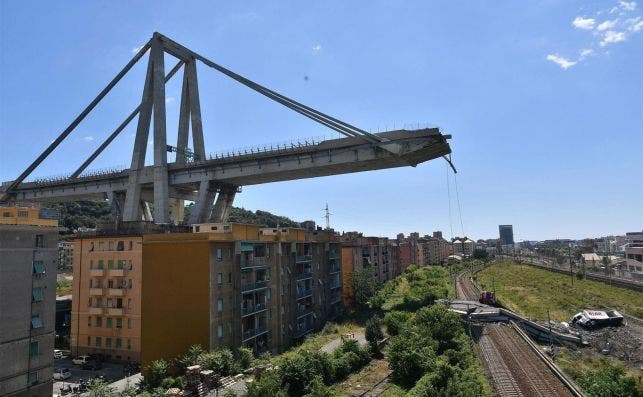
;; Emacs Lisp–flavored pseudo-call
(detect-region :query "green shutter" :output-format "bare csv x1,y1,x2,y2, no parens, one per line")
117,260,125,269
241,242,254,252
33,261,45,275
29,341,39,357
32,287,43,302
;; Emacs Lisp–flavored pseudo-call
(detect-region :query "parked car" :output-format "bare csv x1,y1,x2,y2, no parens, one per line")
53,368,71,380
82,361,102,371
72,355,90,365
54,350,63,359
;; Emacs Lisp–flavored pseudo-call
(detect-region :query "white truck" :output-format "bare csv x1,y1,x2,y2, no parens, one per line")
571,309,624,329
72,355,90,365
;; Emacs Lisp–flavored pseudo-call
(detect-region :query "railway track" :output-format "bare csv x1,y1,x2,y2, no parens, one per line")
456,272,576,397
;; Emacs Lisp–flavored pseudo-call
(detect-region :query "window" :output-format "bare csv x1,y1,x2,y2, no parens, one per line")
31,315,43,329
117,260,125,269
35,235,44,248
89,242,94,252
127,318,132,329
32,261,45,276
96,317,102,327
116,318,122,328
106,338,112,348
108,260,114,269
87,336,91,346
2,211,10,217
90,260,94,269
108,280,114,288
99,242,105,251
88,297,92,307
216,248,223,261
117,241,124,251
88,316,92,327
18,210,28,218
127,339,131,350
27,371,38,385
127,298,131,309
115,338,122,348
98,260,104,269
29,341,39,357
217,273,223,285
107,298,113,308
128,260,133,270
108,241,114,251
217,299,223,312
106,318,112,328
32,287,43,302
117,298,123,308
217,325,223,338
228,273,232,283
128,279,132,288
95,337,102,347
128,241,133,250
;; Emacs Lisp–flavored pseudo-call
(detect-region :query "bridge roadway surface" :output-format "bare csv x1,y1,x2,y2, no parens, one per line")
456,273,573,397
1,128,450,203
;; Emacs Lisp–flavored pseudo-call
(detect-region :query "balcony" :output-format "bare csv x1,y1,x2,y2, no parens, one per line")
296,288,312,300
90,269,104,277
108,269,125,277
329,280,341,289
241,257,267,270
107,308,124,316
296,270,312,281
328,252,339,260
329,265,340,274
242,326,268,342
88,307,103,315
296,307,314,319
89,288,103,296
294,323,315,338
296,255,312,263
241,280,268,293
108,288,124,296
241,303,267,317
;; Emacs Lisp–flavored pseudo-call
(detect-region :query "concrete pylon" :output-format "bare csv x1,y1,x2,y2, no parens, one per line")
210,184,238,223
123,33,171,223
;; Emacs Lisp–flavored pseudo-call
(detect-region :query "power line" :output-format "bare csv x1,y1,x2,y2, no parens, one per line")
446,162,454,240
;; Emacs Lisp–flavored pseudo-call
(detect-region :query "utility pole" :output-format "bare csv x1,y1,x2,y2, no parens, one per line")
568,243,574,286
323,203,332,230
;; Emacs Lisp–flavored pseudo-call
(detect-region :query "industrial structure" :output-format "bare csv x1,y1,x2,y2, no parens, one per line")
0,207,59,396
0,32,452,226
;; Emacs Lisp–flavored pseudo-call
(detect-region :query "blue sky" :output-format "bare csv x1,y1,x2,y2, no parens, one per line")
1,1,641,241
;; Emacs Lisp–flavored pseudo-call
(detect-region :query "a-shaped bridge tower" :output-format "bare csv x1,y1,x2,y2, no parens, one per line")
0,33,453,224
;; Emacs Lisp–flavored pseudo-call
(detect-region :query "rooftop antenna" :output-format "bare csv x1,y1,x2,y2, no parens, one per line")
323,203,332,229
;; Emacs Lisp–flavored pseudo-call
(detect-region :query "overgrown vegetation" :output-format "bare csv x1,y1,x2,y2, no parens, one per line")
247,339,372,397
478,261,643,321
367,264,489,396
56,278,72,296
349,267,381,308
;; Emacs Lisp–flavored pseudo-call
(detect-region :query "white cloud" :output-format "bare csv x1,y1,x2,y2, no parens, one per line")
165,97,175,104
597,19,618,31
600,30,627,45
579,48,594,59
620,1,637,11
311,44,322,54
627,16,643,31
546,54,577,69
573,16,596,29
83,136,95,142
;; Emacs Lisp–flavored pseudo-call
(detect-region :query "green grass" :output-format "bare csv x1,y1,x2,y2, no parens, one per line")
477,261,643,321
56,279,72,296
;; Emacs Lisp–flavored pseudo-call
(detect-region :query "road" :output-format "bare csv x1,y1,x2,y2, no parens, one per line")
456,272,574,397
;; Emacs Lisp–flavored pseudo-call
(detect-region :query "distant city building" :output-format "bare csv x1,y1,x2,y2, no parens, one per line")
452,237,475,257
625,231,643,278
499,225,514,245
0,206,59,396
58,241,74,271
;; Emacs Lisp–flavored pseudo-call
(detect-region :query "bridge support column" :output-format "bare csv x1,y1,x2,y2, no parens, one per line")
188,180,216,224
210,184,237,223
106,191,125,223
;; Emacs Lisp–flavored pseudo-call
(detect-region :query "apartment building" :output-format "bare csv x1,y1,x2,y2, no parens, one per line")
0,206,59,397
625,231,643,278
139,223,342,369
70,235,142,362
58,241,74,270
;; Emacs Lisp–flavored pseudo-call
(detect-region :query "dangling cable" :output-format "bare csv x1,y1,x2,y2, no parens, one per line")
453,171,465,237
446,162,454,240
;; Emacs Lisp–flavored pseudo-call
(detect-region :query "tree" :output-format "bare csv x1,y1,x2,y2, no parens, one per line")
145,359,170,389
365,316,384,352
383,311,411,336
303,376,338,397
246,370,287,397
473,249,489,261
350,268,380,307
87,379,114,397
577,363,641,397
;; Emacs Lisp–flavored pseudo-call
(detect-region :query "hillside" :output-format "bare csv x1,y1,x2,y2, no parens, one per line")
46,200,310,230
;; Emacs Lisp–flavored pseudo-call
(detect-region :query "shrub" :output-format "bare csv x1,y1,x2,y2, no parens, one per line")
236,347,254,369
365,316,384,352
383,311,411,336
145,359,170,389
